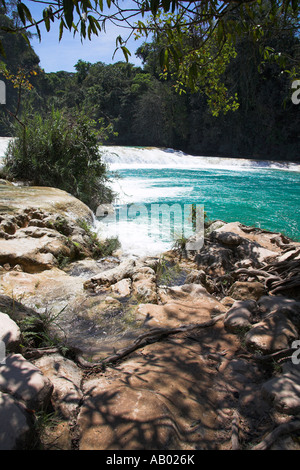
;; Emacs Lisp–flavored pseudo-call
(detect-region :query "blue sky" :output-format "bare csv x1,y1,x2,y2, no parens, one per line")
26,1,146,72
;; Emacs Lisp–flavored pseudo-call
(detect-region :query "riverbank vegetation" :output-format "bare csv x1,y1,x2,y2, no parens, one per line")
3,108,114,210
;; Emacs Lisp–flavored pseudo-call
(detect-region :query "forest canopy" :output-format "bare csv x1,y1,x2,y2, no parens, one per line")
0,0,299,160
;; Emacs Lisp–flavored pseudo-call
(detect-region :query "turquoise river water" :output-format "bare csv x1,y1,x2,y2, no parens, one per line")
97,146,300,256
0,140,299,257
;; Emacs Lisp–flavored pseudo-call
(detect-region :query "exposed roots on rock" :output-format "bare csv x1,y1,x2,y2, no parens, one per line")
252,419,300,450
231,410,240,450
76,313,226,370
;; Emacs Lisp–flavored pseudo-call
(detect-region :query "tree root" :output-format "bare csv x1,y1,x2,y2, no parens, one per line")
76,313,226,370
252,419,300,450
23,346,61,360
231,410,240,450
234,256,300,298
238,346,297,364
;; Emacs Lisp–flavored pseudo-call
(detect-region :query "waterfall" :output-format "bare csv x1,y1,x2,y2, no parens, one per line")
100,145,300,172
1,139,299,172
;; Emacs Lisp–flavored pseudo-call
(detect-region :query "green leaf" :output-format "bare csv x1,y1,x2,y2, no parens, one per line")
59,18,66,41
80,19,86,39
43,13,51,32
121,46,131,62
159,47,168,68
34,21,41,42
17,3,26,25
63,0,74,29
21,33,31,46
21,3,33,23
88,16,98,35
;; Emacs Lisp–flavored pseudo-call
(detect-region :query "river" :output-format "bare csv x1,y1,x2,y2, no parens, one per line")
1,139,299,256
97,146,300,256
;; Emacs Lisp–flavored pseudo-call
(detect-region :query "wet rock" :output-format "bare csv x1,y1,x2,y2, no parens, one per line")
63,258,106,278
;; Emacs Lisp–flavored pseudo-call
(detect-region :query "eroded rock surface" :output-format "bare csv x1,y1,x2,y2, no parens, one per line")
1,187,300,450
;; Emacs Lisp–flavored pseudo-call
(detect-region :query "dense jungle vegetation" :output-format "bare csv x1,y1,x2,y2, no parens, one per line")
1,1,300,162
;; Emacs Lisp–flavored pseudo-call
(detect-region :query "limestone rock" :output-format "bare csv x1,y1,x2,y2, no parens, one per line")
258,295,300,327
77,333,234,450
0,232,58,272
0,184,93,223
78,381,178,450
224,300,257,332
0,294,39,323
210,230,243,246
103,296,122,308
236,239,278,266
84,258,136,289
0,311,21,352
137,284,226,328
228,281,266,301
0,354,53,410
205,220,226,235
215,221,279,265
245,311,298,353
220,296,236,308
195,243,235,275
0,391,34,450
0,215,100,273
184,269,215,294
132,266,158,303
262,363,300,414
33,353,83,419
39,421,73,450
111,278,132,297
132,278,157,303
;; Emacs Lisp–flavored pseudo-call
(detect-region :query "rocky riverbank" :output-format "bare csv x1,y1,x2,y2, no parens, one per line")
0,181,300,450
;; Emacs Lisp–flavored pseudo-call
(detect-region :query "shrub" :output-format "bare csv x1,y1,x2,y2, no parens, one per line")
4,108,114,211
